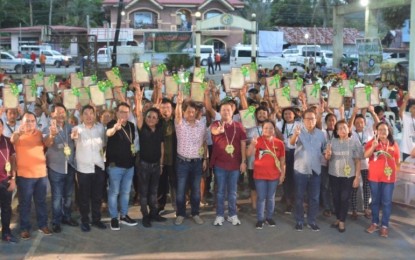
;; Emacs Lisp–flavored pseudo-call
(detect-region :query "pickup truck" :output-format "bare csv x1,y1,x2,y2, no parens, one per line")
37,50,73,68
0,51,35,73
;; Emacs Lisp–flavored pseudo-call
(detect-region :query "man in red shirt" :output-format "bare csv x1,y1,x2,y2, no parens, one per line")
210,102,247,226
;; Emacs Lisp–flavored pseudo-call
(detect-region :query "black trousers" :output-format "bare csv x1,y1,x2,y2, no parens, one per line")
157,164,177,210
208,64,214,74
329,175,354,222
215,61,221,71
282,149,295,205
0,179,12,235
76,166,105,224
139,161,161,217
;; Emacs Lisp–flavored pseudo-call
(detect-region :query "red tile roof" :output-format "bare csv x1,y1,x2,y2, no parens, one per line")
274,27,362,45
103,0,243,6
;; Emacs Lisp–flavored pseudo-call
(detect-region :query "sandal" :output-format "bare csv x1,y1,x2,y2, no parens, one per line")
364,209,371,219
338,222,346,233
350,211,358,220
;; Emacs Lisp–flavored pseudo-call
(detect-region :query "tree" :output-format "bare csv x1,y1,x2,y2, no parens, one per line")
0,0,29,27
380,6,410,29
238,0,273,30
270,0,314,27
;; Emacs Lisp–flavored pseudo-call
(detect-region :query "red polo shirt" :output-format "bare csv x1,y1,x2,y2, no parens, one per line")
0,136,15,182
365,139,400,183
254,137,285,180
210,121,247,171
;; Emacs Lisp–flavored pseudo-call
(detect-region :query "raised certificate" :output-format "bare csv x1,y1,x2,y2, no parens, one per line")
164,76,178,96
305,84,321,105
409,81,415,99
354,87,370,109
230,68,244,89
223,74,231,93
78,87,90,106
275,88,292,108
327,87,344,109
133,63,150,83
190,82,205,103
239,109,257,129
242,64,257,83
35,74,44,86
83,76,94,87
24,85,37,103
370,86,380,105
3,86,18,108
106,70,123,87
193,67,205,83
70,73,82,88
63,89,79,110
151,66,165,82
43,76,55,92
289,79,302,98
265,76,279,97
342,80,355,97
89,85,106,106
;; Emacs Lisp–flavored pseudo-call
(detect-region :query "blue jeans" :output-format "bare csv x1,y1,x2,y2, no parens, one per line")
255,179,279,221
369,181,394,227
48,165,76,225
176,157,202,217
214,167,240,217
17,176,48,231
294,170,321,224
107,166,134,219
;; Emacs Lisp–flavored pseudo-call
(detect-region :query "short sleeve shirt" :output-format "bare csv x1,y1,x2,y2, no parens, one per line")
253,137,285,180
175,119,206,159
0,136,15,182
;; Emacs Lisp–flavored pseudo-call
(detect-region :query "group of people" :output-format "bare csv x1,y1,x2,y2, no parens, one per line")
0,64,410,245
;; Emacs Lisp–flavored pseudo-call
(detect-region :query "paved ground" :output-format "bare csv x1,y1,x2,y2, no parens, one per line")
1,193,415,260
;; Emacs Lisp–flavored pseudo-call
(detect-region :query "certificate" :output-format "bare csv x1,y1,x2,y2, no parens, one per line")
409,81,415,99
342,80,355,97
63,89,79,110
70,73,82,88
151,66,165,82
83,76,94,87
223,74,231,93
354,87,370,109
133,63,150,83
106,70,123,87
275,88,292,108
25,85,37,103
265,77,279,97
89,85,106,106
288,79,301,98
239,109,257,129
305,84,320,105
23,78,32,86
35,74,44,86
370,86,380,105
230,68,244,89
78,88,90,106
242,64,257,83
191,82,205,103
193,67,205,83
3,87,19,108
165,76,178,96
104,87,114,100
43,77,55,92
327,87,344,109
113,87,126,101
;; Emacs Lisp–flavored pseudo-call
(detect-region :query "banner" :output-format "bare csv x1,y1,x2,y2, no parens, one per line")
356,38,383,75
144,32,193,53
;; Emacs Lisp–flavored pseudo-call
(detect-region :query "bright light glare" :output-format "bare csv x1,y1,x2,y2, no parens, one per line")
360,0,369,7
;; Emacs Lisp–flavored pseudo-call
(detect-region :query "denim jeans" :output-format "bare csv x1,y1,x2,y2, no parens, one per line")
329,175,354,222
294,170,321,224
107,166,134,219
255,179,279,221
48,165,76,225
17,176,48,231
370,181,394,227
176,157,202,217
77,166,105,224
214,167,240,217
0,179,12,235
138,161,161,217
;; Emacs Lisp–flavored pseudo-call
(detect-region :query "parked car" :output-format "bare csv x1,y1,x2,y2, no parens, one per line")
38,50,73,68
0,51,35,74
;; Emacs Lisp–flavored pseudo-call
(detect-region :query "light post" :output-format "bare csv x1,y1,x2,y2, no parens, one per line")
304,33,309,69
195,11,201,67
251,13,257,63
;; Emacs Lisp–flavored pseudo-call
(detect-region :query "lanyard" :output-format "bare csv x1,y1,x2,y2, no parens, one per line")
121,123,133,144
6,123,15,134
0,136,10,164
285,123,294,139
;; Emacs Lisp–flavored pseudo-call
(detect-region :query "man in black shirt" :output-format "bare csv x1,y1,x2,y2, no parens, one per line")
135,87,166,228
106,103,137,230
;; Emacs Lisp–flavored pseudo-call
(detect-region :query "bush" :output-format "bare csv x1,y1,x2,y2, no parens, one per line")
164,54,193,71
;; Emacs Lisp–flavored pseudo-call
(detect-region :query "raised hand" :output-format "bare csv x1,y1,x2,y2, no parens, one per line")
251,135,259,147
49,119,58,136
114,118,123,131
294,124,301,136
325,143,332,157
177,91,184,105
372,134,379,148
71,127,79,140
18,122,27,135
217,121,225,134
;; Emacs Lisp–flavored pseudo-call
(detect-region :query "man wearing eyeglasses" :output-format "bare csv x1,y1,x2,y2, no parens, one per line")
289,109,326,232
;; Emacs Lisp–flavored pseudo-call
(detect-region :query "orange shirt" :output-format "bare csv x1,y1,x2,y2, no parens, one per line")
39,54,46,64
253,137,285,180
365,139,400,183
15,130,47,178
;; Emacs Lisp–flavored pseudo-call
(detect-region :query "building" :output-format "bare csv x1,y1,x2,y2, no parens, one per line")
101,0,245,54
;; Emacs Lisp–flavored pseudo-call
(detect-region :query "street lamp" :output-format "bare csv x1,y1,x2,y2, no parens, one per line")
360,0,369,7
195,11,202,67
121,10,125,16
304,33,309,70
251,13,257,63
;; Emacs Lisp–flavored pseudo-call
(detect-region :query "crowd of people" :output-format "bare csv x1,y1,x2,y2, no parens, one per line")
0,63,411,244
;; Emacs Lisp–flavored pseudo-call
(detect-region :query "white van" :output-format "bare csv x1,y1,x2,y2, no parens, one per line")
19,44,52,56
182,45,214,66
230,44,290,71
19,45,72,67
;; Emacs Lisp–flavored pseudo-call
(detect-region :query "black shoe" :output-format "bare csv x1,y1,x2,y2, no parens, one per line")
120,215,138,226
151,214,167,222
81,223,91,232
295,223,303,231
52,224,62,233
266,218,276,227
307,223,320,232
256,221,264,230
62,218,79,227
91,221,107,230
142,216,151,228
284,205,292,215
110,218,120,231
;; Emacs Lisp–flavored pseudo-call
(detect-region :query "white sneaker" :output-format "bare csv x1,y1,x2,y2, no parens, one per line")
175,216,185,225
213,216,225,226
227,215,241,226
192,215,204,225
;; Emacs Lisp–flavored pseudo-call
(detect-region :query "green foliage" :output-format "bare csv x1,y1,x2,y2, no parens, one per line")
239,0,273,30
0,0,28,27
164,54,193,71
270,0,314,27
380,6,410,29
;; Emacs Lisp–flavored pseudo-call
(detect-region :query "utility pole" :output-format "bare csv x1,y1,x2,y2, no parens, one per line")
112,0,124,68
49,0,53,27
29,0,33,26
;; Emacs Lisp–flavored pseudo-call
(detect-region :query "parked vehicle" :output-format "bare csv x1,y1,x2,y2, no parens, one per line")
39,50,73,68
182,45,215,66
0,51,35,74
96,46,145,67
230,44,290,71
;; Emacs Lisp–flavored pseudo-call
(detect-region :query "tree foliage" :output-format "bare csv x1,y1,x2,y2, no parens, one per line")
238,0,273,30
270,0,314,27
164,54,193,71
380,6,410,29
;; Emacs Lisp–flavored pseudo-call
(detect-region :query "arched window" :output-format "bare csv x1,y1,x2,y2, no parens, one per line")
176,9,192,31
133,10,157,29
